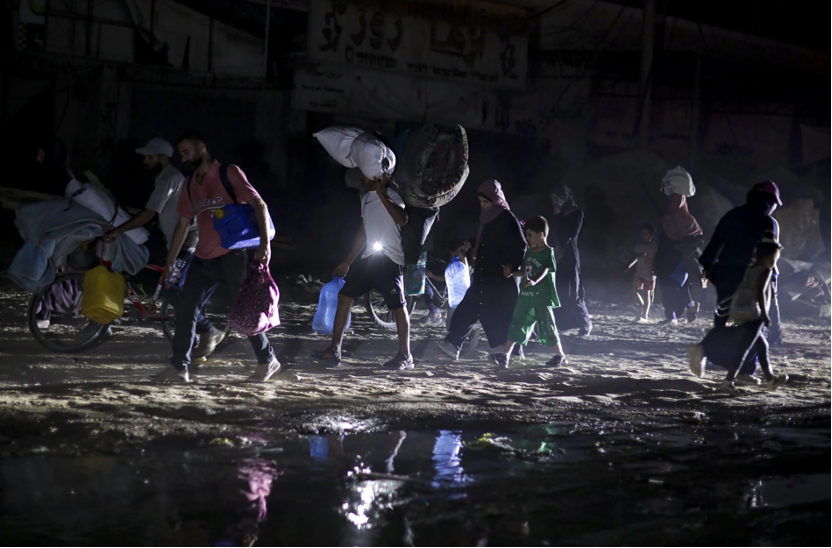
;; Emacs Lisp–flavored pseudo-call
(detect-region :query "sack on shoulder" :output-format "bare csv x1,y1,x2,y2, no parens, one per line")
229,261,280,335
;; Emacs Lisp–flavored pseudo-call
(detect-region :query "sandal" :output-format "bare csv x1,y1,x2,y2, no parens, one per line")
312,346,342,364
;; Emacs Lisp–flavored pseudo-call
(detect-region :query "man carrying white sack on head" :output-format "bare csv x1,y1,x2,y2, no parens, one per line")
312,130,414,370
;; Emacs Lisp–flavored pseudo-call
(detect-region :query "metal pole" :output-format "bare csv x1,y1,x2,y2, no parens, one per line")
85,0,93,56
688,55,702,170
208,17,214,72
634,0,655,149
150,0,156,38
263,0,272,89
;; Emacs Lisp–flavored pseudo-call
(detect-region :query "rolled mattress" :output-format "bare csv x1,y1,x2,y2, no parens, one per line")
394,124,469,209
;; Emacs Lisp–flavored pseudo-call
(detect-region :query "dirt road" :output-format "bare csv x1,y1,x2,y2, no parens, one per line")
0,281,828,458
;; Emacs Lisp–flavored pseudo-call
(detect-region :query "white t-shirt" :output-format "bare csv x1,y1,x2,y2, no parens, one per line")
361,187,405,265
145,164,198,251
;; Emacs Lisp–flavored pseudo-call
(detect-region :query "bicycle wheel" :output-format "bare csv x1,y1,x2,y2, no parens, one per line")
366,290,417,330
27,271,108,353
159,299,231,342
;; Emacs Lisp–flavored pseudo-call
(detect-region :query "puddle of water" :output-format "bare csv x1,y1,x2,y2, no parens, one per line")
0,425,828,546
752,473,832,509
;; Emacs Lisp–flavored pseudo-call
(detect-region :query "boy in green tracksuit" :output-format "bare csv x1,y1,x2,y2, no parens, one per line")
495,215,568,368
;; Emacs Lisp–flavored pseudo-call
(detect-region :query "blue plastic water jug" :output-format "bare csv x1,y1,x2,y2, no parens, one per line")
445,257,470,308
312,276,350,334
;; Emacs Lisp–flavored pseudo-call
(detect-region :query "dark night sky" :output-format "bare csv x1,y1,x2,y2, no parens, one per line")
578,0,829,53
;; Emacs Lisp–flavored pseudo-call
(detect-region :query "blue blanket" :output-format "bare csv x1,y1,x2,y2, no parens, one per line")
8,199,149,292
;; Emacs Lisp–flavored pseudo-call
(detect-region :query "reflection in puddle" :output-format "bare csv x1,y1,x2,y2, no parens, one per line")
0,425,828,545
750,474,831,509
432,430,469,488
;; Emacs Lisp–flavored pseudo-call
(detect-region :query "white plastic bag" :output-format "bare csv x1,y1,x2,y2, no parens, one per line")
314,127,395,181
313,127,364,168
349,132,396,181
65,180,149,244
661,166,695,197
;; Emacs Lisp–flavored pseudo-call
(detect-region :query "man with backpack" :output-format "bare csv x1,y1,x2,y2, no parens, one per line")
152,130,279,383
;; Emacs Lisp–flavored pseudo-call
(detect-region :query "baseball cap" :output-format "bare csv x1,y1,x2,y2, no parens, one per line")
135,137,174,157
752,180,783,206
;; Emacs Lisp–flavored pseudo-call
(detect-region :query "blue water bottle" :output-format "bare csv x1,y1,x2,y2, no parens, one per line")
313,276,350,334
445,257,470,308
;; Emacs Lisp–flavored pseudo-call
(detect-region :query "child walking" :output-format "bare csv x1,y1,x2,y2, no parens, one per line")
495,216,567,368
626,223,658,322
687,231,788,394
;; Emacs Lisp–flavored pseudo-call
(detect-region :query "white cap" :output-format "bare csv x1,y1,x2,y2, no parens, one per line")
135,137,174,157
349,132,396,181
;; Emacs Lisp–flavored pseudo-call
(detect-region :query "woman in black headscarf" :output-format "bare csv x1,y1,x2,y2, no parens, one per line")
550,184,592,337
437,180,526,362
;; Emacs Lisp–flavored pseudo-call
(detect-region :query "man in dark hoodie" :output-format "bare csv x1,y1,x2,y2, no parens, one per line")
699,181,783,380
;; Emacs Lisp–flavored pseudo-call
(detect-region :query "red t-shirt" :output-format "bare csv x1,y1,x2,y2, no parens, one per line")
177,161,262,259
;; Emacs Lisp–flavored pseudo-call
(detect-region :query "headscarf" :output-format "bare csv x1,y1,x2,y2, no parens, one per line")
662,193,703,241
475,179,510,251
550,183,576,209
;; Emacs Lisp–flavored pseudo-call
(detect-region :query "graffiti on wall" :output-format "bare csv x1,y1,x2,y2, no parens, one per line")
308,0,528,88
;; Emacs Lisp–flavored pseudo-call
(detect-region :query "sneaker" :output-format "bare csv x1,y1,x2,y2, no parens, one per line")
152,366,190,383
686,302,700,323
687,344,706,378
247,356,282,382
489,352,509,369
437,341,460,361
420,307,443,326
670,318,679,327
546,354,568,367
719,379,741,395
384,353,414,370
36,318,50,330
192,325,224,360
578,324,592,338
762,374,789,391
735,374,761,386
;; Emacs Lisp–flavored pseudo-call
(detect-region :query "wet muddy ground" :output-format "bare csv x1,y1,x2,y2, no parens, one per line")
0,281,829,545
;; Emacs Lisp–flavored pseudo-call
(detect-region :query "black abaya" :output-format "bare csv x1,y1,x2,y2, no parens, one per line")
551,206,591,332
445,210,526,350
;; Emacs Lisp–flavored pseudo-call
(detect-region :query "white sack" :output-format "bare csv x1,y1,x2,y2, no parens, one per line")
661,166,696,197
349,132,396,181
65,180,149,244
313,127,364,167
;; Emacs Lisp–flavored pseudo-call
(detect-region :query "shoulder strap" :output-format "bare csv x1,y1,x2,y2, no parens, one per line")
219,164,238,204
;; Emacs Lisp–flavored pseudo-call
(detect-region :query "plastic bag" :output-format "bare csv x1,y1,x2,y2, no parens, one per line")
349,131,396,181
314,127,395,181
229,262,280,335
313,127,364,167
661,166,695,197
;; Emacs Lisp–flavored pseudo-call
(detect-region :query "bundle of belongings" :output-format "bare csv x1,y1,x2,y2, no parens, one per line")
8,179,150,293
661,166,696,197
314,124,469,265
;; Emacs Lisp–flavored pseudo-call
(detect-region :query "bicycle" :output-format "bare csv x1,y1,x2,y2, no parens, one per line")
367,277,446,329
27,261,229,353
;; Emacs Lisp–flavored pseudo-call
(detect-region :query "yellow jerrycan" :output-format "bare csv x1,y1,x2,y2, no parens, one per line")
81,265,125,323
